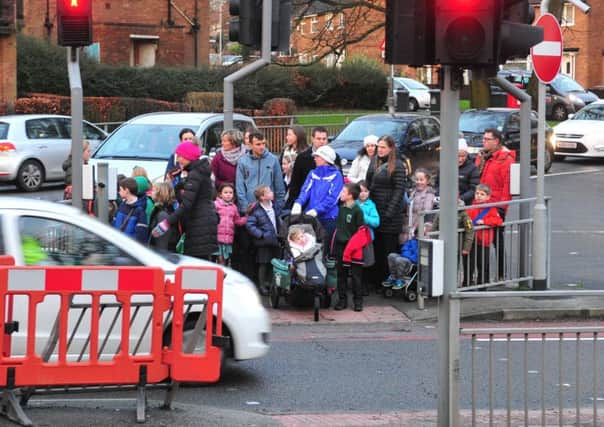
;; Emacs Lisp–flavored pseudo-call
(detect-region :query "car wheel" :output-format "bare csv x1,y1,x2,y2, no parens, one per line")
551,104,568,122
544,147,553,173
409,98,419,112
17,160,44,192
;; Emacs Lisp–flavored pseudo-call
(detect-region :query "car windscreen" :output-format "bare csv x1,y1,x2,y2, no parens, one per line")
459,111,508,133
0,122,8,139
94,124,186,160
551,74,585,93
573,104,604,121
400,79,428,90
331,120,408,147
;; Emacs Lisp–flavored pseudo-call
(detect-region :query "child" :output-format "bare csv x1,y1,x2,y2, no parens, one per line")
467,184,503,286
386,238,418,290
282,153,296,200
246,185,280,296
287,227,316,259
214,183,247,265
356,180,380,295
112,177,149,244
148,182,178,251
133,175,154,224
334,183,365,312
407,168,437,240
132,166,153,196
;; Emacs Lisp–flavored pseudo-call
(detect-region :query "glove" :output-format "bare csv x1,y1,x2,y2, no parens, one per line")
151,219,170,238
291,203,302,216
306,209,317,217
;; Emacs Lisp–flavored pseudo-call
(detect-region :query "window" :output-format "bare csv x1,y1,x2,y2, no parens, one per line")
18,216,140,266
406,121,422,143
422,118,440,140
130,35,159,68
507,113,520,132
25,118,63,139
561,2,575,26
561,52,577,79
325,13,333,31
310,16,318,33
60,118,106,142
204,123,223,154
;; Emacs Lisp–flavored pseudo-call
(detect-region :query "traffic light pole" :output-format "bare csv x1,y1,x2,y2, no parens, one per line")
67,47,83,209
223,0,273,129
437,66,461,427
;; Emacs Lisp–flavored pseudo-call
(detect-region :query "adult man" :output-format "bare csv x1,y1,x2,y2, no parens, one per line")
285,126,341,208
236,130,285,213
458,137,480,206
474,128,515,279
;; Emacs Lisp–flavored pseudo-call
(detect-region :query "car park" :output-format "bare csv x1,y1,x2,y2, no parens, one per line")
459,108,555,172
0,198,271,372
90,112,255,182
553,100,604,160
329,113,440,177
393,77,432,111
0,114,107,192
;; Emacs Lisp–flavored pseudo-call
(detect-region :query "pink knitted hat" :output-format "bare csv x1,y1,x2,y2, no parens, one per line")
175,141,201,161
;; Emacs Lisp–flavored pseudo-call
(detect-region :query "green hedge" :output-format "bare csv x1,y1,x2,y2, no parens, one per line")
17,34,388,110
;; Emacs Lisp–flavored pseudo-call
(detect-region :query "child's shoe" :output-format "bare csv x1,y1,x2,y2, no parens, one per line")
392,279,404,290
382,275,396,287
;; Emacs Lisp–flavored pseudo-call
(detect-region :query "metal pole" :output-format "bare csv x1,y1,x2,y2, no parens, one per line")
224,0,272,128
97,162,109,224
219,0,223,64
437,66,460,427
495,77,531,286
533,80,548,289
67,47,83,210
388,65,395,114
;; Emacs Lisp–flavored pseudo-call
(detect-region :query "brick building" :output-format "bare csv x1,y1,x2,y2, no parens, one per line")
19,0,210,68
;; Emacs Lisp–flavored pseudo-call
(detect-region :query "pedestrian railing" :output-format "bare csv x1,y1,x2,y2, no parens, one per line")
417,197,550,292
453,290,604,427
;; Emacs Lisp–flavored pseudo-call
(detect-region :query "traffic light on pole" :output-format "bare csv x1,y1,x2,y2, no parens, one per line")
57,0,92,47
229,0,261,49
271,0,291,52
497,0,543,64
385,0,434,66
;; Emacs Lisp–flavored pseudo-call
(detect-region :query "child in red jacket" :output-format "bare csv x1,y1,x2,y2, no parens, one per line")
467,184,503,286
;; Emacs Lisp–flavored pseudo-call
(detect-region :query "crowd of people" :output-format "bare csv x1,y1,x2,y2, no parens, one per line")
64,124,515,309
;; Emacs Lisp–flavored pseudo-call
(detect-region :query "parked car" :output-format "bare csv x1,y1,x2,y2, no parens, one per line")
0,197,270,373
553,100,604,160
90,112,255,182
329,113,440,177
393,77,432,111
459,108,555,172
493,70,599,121
0,115,107,192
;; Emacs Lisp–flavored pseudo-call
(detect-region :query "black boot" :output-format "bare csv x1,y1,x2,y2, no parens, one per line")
334,297,347,310
353,300,363,312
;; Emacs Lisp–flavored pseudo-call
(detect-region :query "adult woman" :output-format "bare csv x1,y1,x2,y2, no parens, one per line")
365,135,408,286
347,134,378,183
211,129,246,190
280,125,309,164
152,141,217,260
62,140,91,200
165,128,197,183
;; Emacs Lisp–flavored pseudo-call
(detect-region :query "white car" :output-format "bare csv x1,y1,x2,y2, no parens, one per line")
393,77,432,111
0,198,270,370
90,112,255,182
0,115,107,192
553,100,604,159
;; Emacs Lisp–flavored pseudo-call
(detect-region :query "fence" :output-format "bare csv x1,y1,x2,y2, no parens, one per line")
0,263,225,426
453,290,604,426
416,197,550,292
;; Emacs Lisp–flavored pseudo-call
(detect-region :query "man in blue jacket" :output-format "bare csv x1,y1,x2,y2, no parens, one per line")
236,131,286,213
292,145,344,240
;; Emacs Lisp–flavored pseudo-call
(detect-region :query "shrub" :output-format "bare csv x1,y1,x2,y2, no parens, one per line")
338,56,388,109
185,92,223,112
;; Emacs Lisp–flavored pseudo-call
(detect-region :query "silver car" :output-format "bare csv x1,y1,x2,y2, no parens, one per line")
0,114,107,192
393,77,432,111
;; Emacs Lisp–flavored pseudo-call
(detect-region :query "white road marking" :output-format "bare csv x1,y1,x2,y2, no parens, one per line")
552,230,604,234
531,168,603,178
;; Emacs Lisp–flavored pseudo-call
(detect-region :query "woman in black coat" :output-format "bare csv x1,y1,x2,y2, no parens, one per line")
366,135,408,285
151,142,217,259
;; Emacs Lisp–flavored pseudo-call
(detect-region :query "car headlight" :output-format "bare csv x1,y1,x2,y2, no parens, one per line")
548,132,556,149
568,94,585,106
340,158,348,166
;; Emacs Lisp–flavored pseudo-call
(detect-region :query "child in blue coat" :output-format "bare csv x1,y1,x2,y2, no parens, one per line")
112,177,149,244
356,180,380,295
246,185,281,296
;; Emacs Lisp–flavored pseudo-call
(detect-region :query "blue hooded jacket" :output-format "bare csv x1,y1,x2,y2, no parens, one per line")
236,149,285,213
356,198,380,239
295,164,344,222
112,196,149,244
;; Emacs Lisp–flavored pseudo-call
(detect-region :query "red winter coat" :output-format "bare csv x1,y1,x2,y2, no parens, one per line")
215,198,247,244
475,147,515,211
467,200,503,247
343,225,372,265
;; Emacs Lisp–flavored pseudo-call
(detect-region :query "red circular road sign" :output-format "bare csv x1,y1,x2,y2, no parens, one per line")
531,13,563,84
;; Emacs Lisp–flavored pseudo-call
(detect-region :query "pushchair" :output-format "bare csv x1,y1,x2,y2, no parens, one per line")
382,238,419,301
270,214,336,322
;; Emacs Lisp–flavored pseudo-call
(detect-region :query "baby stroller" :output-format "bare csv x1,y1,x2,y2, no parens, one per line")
270,214,336,322
382,238,419,301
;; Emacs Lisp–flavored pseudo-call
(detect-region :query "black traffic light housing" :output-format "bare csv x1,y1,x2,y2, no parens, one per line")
229,0,291,51
57,0,92,47
385,0,434,66
498,0,543,63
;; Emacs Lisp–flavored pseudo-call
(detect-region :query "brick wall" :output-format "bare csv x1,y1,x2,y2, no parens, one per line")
0,33,17,109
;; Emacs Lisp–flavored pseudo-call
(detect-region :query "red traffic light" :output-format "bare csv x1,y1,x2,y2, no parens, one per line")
57,0,92,46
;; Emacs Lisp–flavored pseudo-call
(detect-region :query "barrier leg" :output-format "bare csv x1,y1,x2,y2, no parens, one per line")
1,390,32,426
136,366,147,423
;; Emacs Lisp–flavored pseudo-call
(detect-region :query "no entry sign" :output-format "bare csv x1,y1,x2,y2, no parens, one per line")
531,13,563,84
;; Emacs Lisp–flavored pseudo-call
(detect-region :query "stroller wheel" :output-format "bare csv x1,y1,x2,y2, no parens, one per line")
384,288,394,298
404,288,417,302
269,283,280,309
314,295,320,322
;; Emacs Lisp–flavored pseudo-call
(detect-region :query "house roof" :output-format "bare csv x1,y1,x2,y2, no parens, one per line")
293,0,354,17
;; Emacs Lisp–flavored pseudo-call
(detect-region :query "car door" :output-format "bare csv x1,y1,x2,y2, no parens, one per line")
421,117,441,177
404,119,434,173
503,113,521,155
25,117,70,180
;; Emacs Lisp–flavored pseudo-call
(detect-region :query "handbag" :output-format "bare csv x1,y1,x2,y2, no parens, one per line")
176,233,186,254
362,240,375,267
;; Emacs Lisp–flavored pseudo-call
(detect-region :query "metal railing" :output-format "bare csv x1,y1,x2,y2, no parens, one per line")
454,290,604,427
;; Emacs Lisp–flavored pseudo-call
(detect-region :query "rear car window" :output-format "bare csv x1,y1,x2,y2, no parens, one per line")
0,122,8,139
25,118,63,139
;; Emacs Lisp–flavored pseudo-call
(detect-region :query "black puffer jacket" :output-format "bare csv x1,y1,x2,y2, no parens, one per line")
167,158,217,258
458,157,480,206
366,156,407,234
